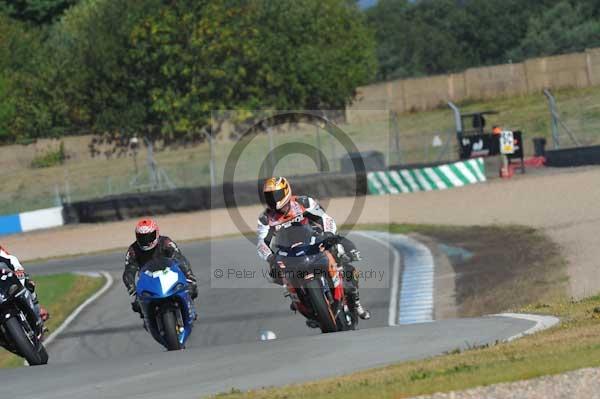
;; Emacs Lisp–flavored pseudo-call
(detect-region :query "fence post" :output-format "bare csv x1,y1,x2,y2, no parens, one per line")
315,125,323,171
267,126,275,173
54,184,62,207
544,89,561,149
389,111,402,165
329,128,337,171
585,49,593,86
208,132,216,186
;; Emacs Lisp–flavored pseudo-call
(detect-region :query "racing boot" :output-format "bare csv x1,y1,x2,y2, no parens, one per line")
39,306,50,322
354,298,371,320
347,292,371,320
289,302,319,328
305,319,319,329
290,304,320,328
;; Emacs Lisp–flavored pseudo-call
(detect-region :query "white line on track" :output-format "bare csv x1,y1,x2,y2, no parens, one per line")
353,231,401,326
493,313,560,342
44,271,114,347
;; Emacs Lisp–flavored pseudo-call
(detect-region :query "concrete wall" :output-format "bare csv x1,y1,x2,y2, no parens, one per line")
347,47,600,123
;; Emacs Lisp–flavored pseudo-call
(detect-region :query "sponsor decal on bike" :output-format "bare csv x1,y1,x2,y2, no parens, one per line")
273,214,305,231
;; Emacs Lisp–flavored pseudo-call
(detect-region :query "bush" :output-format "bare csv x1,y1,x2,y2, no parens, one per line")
30,142,67,168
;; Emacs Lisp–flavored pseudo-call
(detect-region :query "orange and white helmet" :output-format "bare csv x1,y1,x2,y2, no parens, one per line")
263,177,291,212
135,218,159,251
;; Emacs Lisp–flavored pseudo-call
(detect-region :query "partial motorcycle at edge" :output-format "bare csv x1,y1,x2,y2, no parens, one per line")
0,268,48,365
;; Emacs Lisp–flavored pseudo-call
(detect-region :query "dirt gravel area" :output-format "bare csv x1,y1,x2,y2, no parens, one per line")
4,165,600,299
408,226,567,317
411,367,600,399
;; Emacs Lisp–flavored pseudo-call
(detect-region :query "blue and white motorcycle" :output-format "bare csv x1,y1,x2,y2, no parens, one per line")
135,258,196,351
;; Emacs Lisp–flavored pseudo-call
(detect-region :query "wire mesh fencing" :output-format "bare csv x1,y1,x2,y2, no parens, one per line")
0,109,464,214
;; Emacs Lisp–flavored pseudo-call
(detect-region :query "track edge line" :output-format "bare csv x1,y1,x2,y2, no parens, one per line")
492,312,560,342
43,271,114,347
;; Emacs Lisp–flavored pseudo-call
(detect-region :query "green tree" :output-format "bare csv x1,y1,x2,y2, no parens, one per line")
9,0,163,140
2,0,376,142
507,1,600,61
128,1,264,140
458,0,559,65
367,0,471,79
0,12,49,142
128,0,376,138
366,0,566,80
0,0,78,24
256,0,376,109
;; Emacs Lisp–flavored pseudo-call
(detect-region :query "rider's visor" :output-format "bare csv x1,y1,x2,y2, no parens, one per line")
264,189,286,209
136,231,157,248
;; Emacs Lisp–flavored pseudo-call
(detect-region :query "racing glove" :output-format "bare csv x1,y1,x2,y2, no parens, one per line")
24,276,36,293
186,275,198,300
128,287,142,314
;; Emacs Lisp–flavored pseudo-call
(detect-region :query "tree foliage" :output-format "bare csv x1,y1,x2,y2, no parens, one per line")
127,0,376,138
0,0,77,24
507,1,600,61
0,0,376,143
367,0,599,81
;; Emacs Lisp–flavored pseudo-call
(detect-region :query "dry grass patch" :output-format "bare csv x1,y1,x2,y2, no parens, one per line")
357,223,568,316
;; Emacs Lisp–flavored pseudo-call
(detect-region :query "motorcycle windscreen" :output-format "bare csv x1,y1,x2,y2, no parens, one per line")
272,224,323,257
137,258,185,297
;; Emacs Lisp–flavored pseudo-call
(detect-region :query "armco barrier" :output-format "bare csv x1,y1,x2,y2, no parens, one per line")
2,159,486,230
63,172,369,224
367,158,486,195
545,145,600,167
0,206,64,236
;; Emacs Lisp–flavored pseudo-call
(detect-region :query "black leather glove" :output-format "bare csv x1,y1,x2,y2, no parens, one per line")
320,231,338,249
185,275,198,299
24,278,36,293
188,283,198,300
128,287,141,314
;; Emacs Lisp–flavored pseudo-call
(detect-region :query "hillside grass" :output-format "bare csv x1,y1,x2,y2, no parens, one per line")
0,273,105,368
2,85,600,214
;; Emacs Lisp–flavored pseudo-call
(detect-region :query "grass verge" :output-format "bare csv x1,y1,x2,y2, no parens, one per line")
0,273,105,368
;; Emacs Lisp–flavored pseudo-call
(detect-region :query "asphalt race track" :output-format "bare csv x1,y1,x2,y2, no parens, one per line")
0,232,541,398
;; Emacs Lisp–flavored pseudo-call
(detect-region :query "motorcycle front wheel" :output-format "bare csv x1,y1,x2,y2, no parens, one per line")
4,316,47,365
160,309,182,351
306,280,337,333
